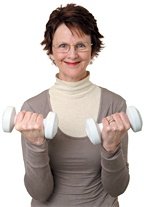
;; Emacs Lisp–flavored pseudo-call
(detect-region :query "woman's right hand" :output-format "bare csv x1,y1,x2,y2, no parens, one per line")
15,111,45,145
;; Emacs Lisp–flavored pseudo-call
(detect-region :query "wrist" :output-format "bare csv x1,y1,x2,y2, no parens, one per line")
103,143,120,153
31,137,46,146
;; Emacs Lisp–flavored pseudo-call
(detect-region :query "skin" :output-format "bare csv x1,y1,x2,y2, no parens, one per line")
15,24,131,152
102,112,130,152
50,24,92,82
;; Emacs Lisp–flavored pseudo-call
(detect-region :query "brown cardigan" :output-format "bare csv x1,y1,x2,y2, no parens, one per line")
21,87,129,207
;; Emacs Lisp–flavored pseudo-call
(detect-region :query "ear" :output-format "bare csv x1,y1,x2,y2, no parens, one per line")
91,53,95,59
49,54,54,61
49,54,56,65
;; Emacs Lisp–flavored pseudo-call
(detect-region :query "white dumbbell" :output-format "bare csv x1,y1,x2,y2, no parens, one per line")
2,106,58,139
86,106,143,145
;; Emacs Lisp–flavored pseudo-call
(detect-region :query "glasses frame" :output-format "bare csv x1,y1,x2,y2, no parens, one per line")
52,42,93,53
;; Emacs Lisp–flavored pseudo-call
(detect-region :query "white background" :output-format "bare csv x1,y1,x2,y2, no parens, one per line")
0,0,144,206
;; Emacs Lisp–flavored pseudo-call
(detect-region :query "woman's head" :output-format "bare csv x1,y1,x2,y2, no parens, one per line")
41,3,104,58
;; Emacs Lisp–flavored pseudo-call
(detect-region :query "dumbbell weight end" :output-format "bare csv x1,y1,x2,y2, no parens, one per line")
2,106,58,140
2,106,16,132
86,106,143,145
126,106,143,132
43,111,58,139
85,119,102,144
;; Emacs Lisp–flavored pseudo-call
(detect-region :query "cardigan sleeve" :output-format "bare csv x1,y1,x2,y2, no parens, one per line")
99,88,130,197
101,132,129,197
21,97,54,202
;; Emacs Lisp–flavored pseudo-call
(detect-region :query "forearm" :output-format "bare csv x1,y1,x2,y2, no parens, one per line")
101,133,129,197
22,137,54,201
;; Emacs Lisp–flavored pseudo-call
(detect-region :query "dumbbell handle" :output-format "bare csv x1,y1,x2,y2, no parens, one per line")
2,106,58,139
86,106,143,144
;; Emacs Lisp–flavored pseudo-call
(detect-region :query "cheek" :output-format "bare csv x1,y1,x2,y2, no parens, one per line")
81,51,92,60
52,52,65,62
82,53,92,64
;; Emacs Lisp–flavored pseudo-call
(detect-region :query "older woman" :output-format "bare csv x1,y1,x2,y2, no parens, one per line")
15,3,130,207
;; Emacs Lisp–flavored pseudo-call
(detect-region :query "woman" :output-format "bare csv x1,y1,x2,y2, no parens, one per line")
15,3,130,207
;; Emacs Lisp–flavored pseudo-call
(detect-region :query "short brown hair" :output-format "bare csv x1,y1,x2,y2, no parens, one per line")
41,3,104,58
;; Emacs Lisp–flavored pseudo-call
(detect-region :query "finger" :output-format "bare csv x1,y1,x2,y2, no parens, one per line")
118,112,131,130
15,111,27,130
102,116,117,133
26,113,39,130
111,113,124,130
15,111,33,131
15,111,26,123
102,117,111,128
30,113,43,130
36,114,43,124
104,115,118,131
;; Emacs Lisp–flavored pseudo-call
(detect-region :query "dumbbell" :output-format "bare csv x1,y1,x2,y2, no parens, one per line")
85,106,143,145
2,106,58,139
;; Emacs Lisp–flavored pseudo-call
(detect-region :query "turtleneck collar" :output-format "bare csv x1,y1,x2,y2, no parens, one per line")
53,71,95,95
49,71,101,137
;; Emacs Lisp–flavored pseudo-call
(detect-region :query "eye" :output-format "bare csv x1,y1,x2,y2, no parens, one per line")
76,43,86,49
58,43,68,48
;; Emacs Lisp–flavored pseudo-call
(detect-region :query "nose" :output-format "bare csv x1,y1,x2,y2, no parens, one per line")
67,45,78,57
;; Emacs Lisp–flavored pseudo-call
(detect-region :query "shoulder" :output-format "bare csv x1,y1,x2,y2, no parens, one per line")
26,89,49,105
100,87,126,104
21,89,51,117
97,87,127,121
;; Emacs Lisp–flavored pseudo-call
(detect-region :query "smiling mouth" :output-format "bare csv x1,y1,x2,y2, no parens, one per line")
64,61,80,66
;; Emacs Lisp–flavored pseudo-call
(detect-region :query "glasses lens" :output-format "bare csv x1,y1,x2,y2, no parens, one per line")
53,42,92,53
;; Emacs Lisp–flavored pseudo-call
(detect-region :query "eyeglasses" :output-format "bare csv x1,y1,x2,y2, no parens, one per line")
53,42,93,53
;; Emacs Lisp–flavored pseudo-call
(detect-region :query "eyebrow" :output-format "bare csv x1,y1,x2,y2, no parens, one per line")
54,41,90,45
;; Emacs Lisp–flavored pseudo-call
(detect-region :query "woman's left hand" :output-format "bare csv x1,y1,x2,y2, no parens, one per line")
101,112,130,153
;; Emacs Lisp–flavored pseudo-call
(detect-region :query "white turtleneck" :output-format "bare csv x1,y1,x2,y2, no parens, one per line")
49,73,101,137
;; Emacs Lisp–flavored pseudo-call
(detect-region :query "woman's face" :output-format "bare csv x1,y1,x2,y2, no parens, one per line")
51,24,92,82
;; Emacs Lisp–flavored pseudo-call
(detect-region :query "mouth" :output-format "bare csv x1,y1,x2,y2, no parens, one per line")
64,61,80,67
